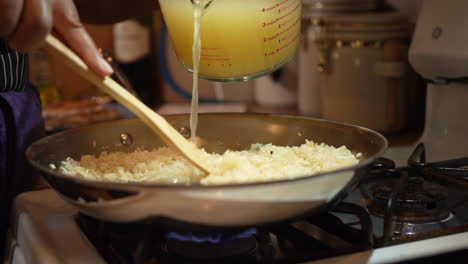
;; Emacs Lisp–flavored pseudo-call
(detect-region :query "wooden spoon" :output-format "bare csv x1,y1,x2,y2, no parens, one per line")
43,34,211,174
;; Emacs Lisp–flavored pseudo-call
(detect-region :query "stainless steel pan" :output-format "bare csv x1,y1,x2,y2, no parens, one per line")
26,113,387,227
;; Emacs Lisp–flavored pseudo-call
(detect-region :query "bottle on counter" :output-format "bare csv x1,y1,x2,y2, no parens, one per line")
29,49,61,106
113,14,161,107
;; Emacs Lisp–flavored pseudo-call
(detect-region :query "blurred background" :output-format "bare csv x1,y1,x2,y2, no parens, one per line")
33,0,424,147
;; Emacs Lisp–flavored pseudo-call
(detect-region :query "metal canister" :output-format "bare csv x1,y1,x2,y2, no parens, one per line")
302,9,415,134
298,0,378,116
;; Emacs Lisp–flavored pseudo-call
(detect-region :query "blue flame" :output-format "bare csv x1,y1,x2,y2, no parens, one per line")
166,228,257,244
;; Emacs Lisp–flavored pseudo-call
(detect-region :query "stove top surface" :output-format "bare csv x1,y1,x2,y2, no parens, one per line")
5,187,468,264
6,143,468,264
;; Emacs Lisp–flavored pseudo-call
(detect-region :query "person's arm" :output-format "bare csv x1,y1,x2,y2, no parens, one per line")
74,0,158,24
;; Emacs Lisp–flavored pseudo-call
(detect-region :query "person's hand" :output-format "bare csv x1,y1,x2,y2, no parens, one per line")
0,0,113,77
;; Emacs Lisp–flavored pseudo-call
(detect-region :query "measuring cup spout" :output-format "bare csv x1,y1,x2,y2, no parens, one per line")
191,0,214,8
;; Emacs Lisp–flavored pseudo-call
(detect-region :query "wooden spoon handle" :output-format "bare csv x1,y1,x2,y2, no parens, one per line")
43,34,210,174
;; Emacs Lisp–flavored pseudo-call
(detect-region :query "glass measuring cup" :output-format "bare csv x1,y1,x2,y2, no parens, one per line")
158,0,302,81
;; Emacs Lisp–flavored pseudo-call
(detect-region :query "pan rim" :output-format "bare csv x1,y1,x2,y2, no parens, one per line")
27,113,388,190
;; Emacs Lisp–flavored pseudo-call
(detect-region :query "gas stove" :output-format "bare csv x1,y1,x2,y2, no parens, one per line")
72,202,372,264
6,1,468,262
5,143,468,264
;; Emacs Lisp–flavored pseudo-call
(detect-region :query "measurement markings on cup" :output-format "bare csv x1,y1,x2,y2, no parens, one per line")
200,47,231,67
261,0,301,58
261,0,291,13
261,0,300,28
262,0,301,42
277,0,297,14
277,32,300,52
264,14,301,44
278,28,297,44
278,15,293,28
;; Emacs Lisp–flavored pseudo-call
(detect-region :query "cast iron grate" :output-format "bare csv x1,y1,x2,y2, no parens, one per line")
76,202,372,264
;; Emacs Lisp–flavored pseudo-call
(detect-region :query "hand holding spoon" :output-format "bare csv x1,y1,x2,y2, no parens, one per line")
42,34,211,174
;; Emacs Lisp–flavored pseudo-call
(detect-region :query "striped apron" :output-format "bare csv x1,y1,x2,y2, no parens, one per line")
0,39,44,258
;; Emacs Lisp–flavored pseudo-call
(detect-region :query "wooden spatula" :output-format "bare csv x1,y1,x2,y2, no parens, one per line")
43,34,211,174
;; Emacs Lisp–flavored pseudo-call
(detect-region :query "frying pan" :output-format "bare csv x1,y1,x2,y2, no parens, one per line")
26,113,387,227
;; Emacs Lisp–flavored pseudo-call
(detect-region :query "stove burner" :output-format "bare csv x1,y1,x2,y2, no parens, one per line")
369,176,449,222
75,203,372,264
166,228,257,243
360,143,468,245
164,233,258,263
392,213,459,237
163,229,259,263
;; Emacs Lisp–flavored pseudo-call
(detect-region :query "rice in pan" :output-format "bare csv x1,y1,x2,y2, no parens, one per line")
60,140,360,185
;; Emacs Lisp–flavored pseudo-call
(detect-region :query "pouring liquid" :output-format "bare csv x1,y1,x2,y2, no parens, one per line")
190,3,206,140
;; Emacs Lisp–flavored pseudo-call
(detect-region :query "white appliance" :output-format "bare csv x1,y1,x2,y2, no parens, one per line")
408,0,468,162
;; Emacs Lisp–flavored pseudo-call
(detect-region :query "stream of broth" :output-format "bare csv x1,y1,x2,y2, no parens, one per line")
189,1,209,140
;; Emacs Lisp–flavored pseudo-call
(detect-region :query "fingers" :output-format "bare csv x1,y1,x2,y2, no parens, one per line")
3,0,112,77
0,0,25,37
52,0,113,77
7,0,52,51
